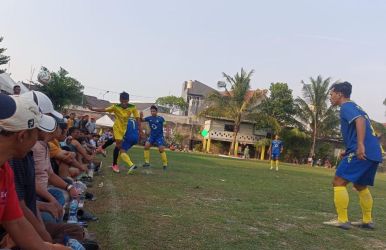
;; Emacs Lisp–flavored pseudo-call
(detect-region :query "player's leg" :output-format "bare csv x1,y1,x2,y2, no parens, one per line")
111,140,122,173
352,161,378,229
270,154,276,170
275,154,280,171
143,139,152,167
121,135,139,174
159,145,167,171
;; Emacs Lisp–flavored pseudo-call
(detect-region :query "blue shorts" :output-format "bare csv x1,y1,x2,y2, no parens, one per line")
121,134,138,151
336,154,379,186
147,136,165,147
271,153,280,160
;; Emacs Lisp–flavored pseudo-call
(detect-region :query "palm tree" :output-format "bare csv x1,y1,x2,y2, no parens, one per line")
295,75,339,158
201,68,267,155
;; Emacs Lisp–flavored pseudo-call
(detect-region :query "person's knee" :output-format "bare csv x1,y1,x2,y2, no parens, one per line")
353,184,367,191
332,176,348,187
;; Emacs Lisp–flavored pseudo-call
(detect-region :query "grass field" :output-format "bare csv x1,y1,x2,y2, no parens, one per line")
87,147,386,250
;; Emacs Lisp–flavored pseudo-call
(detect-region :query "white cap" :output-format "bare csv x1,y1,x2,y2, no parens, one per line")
21,91,63,119
0,94,57,133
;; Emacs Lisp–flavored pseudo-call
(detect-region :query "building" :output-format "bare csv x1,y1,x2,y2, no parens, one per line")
181,80,217,116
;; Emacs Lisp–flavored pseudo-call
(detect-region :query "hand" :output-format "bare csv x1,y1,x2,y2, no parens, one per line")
46,201,63,219
140,111,144,119
69,186,80,199
356,143,366,160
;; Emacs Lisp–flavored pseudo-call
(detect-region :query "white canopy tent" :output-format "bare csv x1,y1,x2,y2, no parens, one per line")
0,73,29,94
96,115,114,128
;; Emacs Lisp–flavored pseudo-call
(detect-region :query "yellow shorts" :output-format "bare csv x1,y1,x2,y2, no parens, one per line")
113,128,124,141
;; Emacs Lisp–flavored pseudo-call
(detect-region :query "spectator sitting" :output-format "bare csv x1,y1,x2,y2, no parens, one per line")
0,94,69,249
10,153,85,245
13,84,21,95
66,112,76,128
68,127,95,163
48,125,88,179
33,122,79,223
85,117,97,134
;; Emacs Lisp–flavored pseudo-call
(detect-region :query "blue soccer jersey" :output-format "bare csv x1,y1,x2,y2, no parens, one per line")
121,119,139,151
340,101,382,162
271,140,283,155
144,115,165,138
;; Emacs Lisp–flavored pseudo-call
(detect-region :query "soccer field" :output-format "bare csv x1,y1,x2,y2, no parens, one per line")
88,147,386,250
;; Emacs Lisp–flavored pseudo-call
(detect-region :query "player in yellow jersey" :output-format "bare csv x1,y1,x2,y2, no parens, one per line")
89,92,141,172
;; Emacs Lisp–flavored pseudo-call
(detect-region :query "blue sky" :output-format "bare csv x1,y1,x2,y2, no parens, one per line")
1,0,385,122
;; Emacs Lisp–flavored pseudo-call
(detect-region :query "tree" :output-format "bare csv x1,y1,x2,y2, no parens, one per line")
295,75,340,158
156,95,188,114
37,67,84,111
201,68,267,155
258,82,298,127
0,37,10,74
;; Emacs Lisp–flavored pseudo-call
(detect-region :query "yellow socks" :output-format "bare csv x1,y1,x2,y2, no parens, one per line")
144,149,150,164
334,186,349,223
160,151,168,166
358,188,373,223
120,152,134,167
275,160,279,170
270,160,274,169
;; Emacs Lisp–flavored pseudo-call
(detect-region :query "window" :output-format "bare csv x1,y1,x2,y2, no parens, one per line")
224,124,234,132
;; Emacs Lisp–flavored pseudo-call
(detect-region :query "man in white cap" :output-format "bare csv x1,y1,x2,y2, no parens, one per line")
0,93,69,249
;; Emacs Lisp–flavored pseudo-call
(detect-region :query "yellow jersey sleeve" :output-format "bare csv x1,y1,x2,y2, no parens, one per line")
105,105,116,113
132,107,140,118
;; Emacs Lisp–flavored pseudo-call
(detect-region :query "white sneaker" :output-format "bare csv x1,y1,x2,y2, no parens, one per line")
323,219,351,230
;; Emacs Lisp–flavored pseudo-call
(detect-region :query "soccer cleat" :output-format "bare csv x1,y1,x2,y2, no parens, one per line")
270,167,273,170
142,163,151,168
163,166,167,171
127,165,138,175
111,164,120,173
323,219,352,230
351,220,375,230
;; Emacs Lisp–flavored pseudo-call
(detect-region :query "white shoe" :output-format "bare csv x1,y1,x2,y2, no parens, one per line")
323,219,351,230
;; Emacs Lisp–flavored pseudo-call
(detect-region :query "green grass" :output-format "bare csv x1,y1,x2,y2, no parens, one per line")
87,147,386,249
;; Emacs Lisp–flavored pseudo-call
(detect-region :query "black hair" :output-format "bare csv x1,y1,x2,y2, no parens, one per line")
329,82,352,98
13,85,20,90
68,127,80,135
150,105,158,111
120,92,129,100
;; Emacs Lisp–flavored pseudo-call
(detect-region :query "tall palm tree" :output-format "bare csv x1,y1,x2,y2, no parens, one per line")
201,68,266,155
295,75,339,158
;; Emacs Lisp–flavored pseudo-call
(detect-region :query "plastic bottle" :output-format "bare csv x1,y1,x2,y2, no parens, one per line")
67,199,79,224
73,181,87,194
65,237,85,250
88,162,95,178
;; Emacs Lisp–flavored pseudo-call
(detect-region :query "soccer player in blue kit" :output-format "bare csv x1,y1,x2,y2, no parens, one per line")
120,118,140,174
141,105,168,171
324,82,383,229
269,135,283,171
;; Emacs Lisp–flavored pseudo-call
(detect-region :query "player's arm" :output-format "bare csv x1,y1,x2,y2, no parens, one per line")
355,116,366,160
139,111,145,122
2,217,51,250
88,106,106,112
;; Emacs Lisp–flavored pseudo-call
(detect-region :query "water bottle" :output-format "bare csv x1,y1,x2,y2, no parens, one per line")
88,162,95,178
66,238,85,250
67,199,78,224
73,181,87,194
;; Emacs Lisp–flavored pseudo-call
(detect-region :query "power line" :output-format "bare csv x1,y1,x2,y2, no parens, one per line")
82,84,158,99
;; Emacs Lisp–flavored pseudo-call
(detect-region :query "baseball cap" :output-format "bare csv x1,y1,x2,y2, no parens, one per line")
0,94,57,133
21,91,63,119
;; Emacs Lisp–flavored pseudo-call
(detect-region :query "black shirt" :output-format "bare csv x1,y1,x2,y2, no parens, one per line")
9,152,37,216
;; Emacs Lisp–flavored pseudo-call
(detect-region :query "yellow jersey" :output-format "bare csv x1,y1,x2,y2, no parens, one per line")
105,104,139,140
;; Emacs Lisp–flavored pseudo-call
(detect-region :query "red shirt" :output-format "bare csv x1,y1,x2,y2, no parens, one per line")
0,162,23,222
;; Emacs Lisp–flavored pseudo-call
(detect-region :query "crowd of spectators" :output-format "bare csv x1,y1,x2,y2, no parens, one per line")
0,89,100,249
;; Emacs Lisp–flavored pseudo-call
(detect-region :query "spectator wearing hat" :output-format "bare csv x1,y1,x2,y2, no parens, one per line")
0,94,69,250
